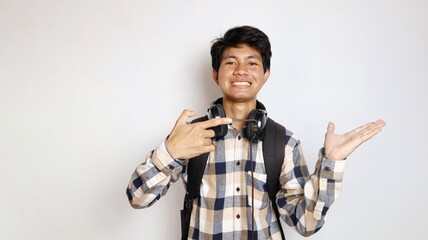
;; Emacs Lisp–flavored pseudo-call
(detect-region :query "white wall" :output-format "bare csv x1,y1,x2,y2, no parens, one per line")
1,0,427,239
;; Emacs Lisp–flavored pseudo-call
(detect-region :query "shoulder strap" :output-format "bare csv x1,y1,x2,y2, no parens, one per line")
263,118,286,201
181,116,209,240
186,115,209,198
263,117,286,240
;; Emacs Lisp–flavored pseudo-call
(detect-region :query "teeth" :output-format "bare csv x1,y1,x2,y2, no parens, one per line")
232,81,250,86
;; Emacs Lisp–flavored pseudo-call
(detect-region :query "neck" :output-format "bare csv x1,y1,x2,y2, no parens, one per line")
222,97,257,130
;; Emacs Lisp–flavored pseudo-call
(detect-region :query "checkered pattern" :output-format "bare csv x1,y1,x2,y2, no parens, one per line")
127,125,346,239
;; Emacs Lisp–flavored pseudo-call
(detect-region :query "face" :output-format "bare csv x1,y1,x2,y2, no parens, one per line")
212,44,270,103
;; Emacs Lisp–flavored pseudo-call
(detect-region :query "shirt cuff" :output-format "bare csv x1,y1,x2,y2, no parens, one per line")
152,140,183,176
319,149,346,180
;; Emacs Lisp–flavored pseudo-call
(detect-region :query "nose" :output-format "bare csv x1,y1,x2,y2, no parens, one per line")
233,63,248,75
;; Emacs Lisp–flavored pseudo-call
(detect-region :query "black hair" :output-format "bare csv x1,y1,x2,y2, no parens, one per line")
210,25,272,73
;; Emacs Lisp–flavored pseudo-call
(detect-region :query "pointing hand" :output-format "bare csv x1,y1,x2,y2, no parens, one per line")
166,110,232,160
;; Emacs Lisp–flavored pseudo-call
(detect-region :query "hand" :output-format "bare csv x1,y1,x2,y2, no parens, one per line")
166,110,232,160
323,119,386,160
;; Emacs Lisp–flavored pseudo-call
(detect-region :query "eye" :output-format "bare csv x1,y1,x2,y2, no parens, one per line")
248,62,258,66
225,61,236,65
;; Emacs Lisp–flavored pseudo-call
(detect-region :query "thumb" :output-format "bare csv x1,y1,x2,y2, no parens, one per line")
175,109,197,126
327,122,335,134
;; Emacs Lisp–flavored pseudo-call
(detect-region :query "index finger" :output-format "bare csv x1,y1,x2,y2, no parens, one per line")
197,117,232,129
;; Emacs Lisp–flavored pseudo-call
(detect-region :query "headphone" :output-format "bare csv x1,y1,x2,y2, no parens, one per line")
207,98,268,142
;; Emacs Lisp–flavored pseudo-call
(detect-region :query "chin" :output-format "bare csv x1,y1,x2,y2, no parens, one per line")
224,95,257,103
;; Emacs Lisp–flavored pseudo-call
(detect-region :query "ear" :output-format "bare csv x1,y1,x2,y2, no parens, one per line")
212,69,219,84
263,69,270,83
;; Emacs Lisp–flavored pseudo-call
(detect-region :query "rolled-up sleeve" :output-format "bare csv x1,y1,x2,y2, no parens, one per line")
276,131,346,237
126,140,184,209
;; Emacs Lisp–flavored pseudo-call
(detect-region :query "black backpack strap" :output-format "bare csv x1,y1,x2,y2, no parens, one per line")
263,118,286,240
181,116,209,240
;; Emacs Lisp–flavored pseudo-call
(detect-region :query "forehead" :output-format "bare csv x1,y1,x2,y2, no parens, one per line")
222,44,262,60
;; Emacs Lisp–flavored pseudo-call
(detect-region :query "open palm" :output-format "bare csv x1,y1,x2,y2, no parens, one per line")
324,120,386,160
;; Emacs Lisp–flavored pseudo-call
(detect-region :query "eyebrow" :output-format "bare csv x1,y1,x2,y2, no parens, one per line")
222,55,262,61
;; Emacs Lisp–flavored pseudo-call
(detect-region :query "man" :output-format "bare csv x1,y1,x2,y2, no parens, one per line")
126,26,385,239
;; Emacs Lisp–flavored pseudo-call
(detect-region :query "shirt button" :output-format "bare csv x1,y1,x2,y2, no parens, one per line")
236,187,240,192
168,165,174,170
236,214,240,219
238,136,242,140
236,161,240,166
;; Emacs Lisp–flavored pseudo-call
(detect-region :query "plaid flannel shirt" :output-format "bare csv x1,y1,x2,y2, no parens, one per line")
127,125,346,239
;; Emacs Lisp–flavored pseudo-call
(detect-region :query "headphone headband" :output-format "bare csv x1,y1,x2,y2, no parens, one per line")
210,98,267,111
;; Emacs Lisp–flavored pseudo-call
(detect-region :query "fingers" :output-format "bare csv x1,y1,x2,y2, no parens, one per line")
203,129,216,139
197,117,232,130
359,127,382,142
357,120,385,141
345,119,385,145
185,137,216,159
203,138,214,146
375,119,386,127
360,120,385,135
345,120,381,138
175,109,197,126
345,122,371,138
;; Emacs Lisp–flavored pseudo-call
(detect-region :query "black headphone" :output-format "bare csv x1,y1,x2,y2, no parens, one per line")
207,98,267,142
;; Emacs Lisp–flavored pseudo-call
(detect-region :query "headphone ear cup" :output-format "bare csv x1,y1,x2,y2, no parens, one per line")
244,109,267,142
207,104,225,119
245,110,258,141
207,104,228,138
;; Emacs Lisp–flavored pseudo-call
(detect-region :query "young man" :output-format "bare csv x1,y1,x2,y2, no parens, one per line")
126,26,385,239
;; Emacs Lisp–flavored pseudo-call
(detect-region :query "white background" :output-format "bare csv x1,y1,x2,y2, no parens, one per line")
1,0,427,239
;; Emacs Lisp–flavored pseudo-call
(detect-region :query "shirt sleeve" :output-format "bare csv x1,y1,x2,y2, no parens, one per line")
276,131,346,237
126,139,185,209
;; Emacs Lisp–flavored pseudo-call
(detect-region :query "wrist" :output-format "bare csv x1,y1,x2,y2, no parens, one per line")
323,148,346,161
165,138,178,160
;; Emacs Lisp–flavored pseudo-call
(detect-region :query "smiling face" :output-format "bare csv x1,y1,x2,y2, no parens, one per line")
212,44,270,104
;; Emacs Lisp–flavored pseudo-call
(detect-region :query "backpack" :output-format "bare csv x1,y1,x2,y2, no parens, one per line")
180,116,287,240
